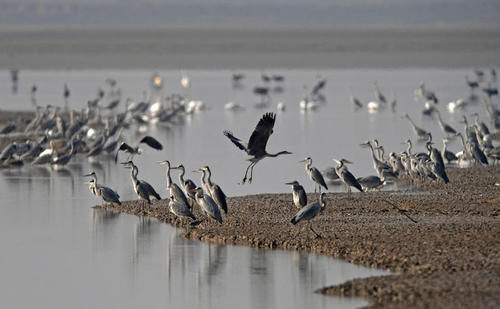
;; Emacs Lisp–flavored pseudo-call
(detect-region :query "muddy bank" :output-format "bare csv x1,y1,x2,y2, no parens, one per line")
98,164,500,308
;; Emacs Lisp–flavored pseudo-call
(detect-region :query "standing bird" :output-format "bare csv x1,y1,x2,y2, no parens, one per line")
300,157,328,193
191,187,223,224
168,199,196,221
174,164,197,208
403,114,430,140
434,109,457,136
223,112,292,184
121,161,161,209
158,160,189,207
285,181,307,209
290,193,326,239
198,166,228,214
114,135,163,163
333,159,363,196
441,139,458,164
84,172,121,206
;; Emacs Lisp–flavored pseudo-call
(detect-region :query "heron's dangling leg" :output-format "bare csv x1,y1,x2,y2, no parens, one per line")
248,162,258,183
242,161,256,184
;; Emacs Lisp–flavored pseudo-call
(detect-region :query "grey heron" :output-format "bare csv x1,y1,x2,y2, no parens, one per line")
360,141,392,177
357,175,384,191
114,136,163,163
158,160,189,207
441,139,458,163
285,181,307,209
299,157,328,194
122,161,161,209
84,172,121,206
223,112,292,184
168,199,196,221
374,81,387,105
403,114,430,140
191,187,223,224
195,166,228,214
290,192,326,239
434,109,457,136
333,159,363,196
174,164,197,208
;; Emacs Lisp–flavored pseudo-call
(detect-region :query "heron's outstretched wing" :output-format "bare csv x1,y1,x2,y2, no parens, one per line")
247,112,276,154
114,142,134,163
140,136,163,150
223,130,248,152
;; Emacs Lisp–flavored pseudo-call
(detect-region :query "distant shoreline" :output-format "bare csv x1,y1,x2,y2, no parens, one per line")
1,26,499,70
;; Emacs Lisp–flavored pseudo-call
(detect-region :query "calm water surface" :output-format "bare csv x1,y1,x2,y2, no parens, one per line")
0,69,489,308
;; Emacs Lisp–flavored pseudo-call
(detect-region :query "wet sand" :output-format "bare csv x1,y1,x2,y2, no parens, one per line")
1,26,500,69
95,164,500,308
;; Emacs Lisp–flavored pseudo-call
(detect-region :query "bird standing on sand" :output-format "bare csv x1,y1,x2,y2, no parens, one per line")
84,171,121,206
333,158,363,196
198,166,228,214
290,192,326,238
121,161,161,209
223,112,292,184
299,157,328,194
285,181,307,208
191,187,223,224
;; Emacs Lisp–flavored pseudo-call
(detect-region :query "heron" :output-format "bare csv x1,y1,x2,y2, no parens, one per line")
168,199,196,221
195,166,228,214
121,161,161,210
360,141,393,177
290,192,326,239
84,172,121,206
415,82,438,103
191,187,223,224
174,164,197,208
285,181,307,208
434,109,457,136
441,139,458,164
427,143,449,183
357,175,384,191
114,135,163,163
333,159,363,196
299,157,328,194
0,142,17,163
403,114,429,140
158,160,189,207
374,81,387,105
223,112,292,184
350,95,363,109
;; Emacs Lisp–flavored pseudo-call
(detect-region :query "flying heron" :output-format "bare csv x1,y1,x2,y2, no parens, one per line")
290,192,326,239
223,112,292,184
114,136,163,163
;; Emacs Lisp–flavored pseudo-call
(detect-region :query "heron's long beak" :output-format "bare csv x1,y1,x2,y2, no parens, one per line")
285,181,295,185
83,173,93,177
298,159,306,163
332,158,340,164
157,160,168,165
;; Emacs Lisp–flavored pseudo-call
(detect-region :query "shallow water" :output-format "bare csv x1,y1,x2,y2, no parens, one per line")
0,68,493,308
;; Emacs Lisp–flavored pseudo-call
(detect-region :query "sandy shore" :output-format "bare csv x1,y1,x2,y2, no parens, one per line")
95,164,500,308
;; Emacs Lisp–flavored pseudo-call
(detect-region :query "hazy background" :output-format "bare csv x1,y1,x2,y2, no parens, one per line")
0,0,499,69
0,0,499,27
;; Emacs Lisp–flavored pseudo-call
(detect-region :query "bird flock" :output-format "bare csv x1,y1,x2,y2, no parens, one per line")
1,68,499,237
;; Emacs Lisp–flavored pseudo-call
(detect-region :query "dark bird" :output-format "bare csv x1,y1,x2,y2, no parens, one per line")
290,193,326,238
114,136,163,163
333,158,363,196
300,157,328,193
285,181,307,208
223,112,292,184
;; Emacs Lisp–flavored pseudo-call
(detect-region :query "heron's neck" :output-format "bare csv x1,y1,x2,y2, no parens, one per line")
407,142,412,155
178,168,185,183
268,151,288,158
205,169,213,186
165,167,172,188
